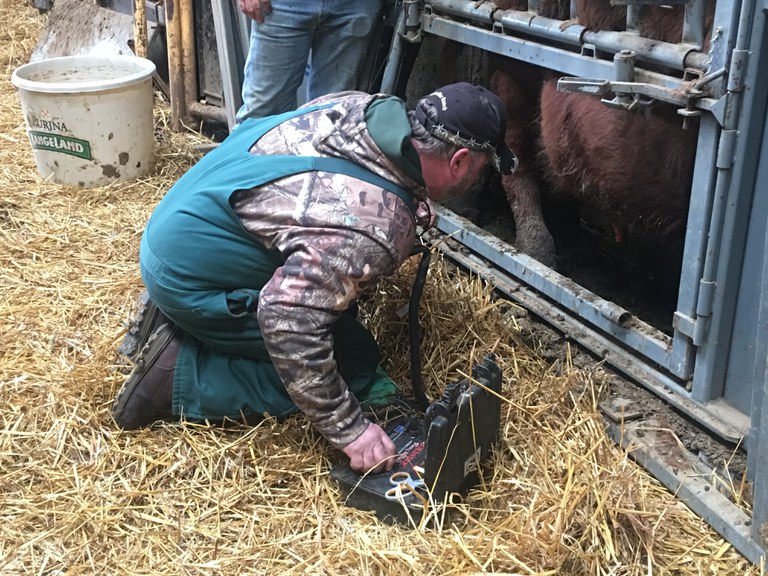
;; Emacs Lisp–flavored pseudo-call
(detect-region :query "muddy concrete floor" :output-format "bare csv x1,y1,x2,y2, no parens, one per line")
501,297,751,509
513,315,749,483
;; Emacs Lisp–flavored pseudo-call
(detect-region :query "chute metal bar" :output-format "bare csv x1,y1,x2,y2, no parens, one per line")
425,0,712,72
604,419,764,565
420,15,719,109
432,205,693,378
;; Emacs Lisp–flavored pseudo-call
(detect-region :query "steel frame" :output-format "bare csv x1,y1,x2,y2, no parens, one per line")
382,0,745,433
383,0,767,562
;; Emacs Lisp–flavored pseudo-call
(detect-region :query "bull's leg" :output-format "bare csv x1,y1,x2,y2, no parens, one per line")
490,63,557,268
503,173,557,268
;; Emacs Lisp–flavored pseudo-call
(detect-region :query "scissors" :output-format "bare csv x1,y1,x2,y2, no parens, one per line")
385,471,428,505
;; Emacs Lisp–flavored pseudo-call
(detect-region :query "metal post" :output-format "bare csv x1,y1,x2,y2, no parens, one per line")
751,242,768,550
691,0,756,402
165,0,186,131
133,0,148,57
211,0,246,129
605,49,637,109
753,375,768,550
180,0,197,126
625,4,640,33
683,0,707,47
380,8,407,94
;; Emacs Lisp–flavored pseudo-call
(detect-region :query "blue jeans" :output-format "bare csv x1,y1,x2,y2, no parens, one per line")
236,0,382,123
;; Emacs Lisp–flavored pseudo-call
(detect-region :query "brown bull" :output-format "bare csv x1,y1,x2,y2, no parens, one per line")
489,0,712,268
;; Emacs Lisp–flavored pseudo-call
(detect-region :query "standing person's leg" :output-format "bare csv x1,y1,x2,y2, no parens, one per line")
236,0,320,124
306,0,382,100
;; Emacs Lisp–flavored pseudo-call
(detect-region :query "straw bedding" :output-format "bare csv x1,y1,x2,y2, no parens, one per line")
0,2,762,573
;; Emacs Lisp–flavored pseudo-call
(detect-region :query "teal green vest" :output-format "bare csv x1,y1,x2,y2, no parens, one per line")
138,104,412,421
141,103,415,291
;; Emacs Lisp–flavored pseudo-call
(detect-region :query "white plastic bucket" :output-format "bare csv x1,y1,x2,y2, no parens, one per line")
11,55,156,187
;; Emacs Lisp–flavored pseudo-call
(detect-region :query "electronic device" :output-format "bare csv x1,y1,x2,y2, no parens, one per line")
330,354,503,524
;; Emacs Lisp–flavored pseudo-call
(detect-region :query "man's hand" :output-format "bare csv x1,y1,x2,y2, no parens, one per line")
342,422,397,474
238,0,272,23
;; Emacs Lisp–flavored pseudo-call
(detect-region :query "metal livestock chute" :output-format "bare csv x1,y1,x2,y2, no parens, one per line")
377,0,767,564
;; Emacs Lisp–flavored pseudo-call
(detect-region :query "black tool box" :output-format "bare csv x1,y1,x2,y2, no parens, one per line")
330,354,503,524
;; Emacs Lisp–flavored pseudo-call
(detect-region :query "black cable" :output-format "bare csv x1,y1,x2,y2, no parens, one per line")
408,245,431,410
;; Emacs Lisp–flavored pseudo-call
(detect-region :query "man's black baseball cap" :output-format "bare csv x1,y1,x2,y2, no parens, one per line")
415,82,518,175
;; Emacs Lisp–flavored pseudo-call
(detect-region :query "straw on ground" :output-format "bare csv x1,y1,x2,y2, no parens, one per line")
0,3,761,573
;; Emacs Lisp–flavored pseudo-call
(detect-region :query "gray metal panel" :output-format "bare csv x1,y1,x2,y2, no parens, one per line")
754,378,768,551
421,15,708,99
733,0,768,547
749,169,768,542
690,0,760,404
667,116,723,381
671,117,720,369
722,2,768,415
737,0,768,467
725,188,768,412
748,57,768,536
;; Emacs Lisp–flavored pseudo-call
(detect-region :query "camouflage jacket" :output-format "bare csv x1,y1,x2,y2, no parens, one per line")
231,91,426,448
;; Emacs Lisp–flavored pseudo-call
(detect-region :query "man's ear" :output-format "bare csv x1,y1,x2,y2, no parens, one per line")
448,148,472,176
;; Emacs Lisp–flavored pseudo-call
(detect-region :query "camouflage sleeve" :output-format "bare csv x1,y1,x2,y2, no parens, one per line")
256,227,398,448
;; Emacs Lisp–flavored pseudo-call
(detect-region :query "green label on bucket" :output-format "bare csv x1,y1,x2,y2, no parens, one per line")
28,131,92,160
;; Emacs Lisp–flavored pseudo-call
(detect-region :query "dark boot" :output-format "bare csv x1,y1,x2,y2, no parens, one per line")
112,323,181,429
117,292,171,363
